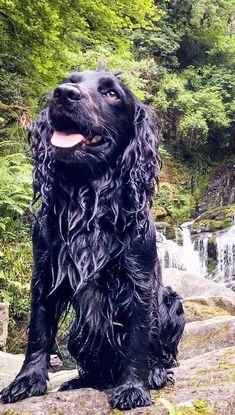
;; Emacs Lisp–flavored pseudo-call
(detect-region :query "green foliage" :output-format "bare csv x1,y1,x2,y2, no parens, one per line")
0,0,158,96
0,153,32,236
156,183,194,221
160,398,180,415
158,398,212,415
133,0,235,149
154,145,196,222
152,66,233,147
0,152,32,351
0,239,32,352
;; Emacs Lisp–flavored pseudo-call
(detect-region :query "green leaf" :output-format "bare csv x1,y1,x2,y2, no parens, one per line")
159,398,179,415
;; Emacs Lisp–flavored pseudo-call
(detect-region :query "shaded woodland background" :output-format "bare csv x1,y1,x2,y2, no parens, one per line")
0,0,234,352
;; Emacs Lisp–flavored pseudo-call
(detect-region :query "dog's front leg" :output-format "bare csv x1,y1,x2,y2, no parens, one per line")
1,227,67,403
109,296,152,410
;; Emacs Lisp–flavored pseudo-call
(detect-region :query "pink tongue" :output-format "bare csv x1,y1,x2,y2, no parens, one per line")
51,131,85,148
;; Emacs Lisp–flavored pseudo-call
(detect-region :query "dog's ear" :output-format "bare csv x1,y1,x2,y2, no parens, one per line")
120,103,160,213
29,108,55,213
97,60,106,71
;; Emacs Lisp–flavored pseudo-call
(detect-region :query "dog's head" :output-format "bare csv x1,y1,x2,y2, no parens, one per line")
48,66,136,166
31,64,160,212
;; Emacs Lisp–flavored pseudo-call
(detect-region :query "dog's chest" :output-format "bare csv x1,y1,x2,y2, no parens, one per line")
51,200,122,292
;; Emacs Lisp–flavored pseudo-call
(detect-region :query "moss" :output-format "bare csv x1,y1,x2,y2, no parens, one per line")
196,351,235,380
151,387,174,402
155,221,176,240
154,144,196,223
191,204,235,233
215,363,235,371
207,258,217,274
214,352,235,372
184,300,230,321
191,219,229,233
112,410,123,415
182,321,231,351
2,411,30,415
181,334,205,348
180,400,212,415
228,372,235,382
152,206,168,219
189,365,235,386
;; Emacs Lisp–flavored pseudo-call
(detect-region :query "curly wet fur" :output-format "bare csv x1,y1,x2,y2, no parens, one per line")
1,66,185,409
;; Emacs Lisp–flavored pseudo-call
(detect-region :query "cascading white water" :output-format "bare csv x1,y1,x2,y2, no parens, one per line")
157,220,205,275
157,213,235,288
157,233,185,270
193,236,209,277
181,221,202,275
215,215,235,285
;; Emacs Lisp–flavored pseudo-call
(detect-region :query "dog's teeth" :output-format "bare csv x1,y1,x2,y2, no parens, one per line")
90,135,102,144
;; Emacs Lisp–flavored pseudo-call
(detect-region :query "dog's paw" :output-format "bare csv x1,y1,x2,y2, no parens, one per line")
58,377,85,391
166,369,175,385
109,384,152,410
148,366,169,389
1,373,47,403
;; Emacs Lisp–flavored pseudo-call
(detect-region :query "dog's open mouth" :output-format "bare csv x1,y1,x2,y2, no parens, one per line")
51,131,104,149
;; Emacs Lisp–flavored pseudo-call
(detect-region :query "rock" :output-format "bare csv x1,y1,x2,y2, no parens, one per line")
190,204,235,233
0,353,67,391
152,206,168,219
49,354,63,372
0,304,9,352
0,269,234,414
165,346,235,415
0,352,24,390
197,161,235,214
179,315,235,360
163,268,235,315
0,388,111,415
48,369,77,391
155,221,176,240
184,297,231,323
0,347,234,414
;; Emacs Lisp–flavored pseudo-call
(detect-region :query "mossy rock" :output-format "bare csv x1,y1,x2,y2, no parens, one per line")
155,221,176,240
179,316,235,360
190,204,235,233
1,348,235,414
151,206,168,219
197,160,235,214
207,258,217,274
180,400,212,415
184,298,231,323
207,237,217,260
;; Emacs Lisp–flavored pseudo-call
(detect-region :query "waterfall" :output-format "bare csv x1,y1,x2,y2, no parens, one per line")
215,217,235,286
157,233,185,270
193,236,209,277
157,214,235,288
157,220,205,275
181,221,202,275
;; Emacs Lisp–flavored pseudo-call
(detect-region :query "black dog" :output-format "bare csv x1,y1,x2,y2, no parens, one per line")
1,63,185,410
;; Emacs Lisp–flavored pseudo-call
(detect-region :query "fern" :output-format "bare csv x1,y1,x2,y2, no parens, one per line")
0,153,32,217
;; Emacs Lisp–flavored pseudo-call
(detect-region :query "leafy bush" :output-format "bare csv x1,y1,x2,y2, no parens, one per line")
0,151,32,351
0,152,32,237
153,69,232,148
0,239,32,352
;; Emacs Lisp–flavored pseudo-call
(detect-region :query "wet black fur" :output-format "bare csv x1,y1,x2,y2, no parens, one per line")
1,66,185,410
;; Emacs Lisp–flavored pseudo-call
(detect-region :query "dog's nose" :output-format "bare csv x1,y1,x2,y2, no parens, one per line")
53,84,81,101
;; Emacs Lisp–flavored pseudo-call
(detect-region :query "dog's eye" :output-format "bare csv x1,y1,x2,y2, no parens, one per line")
105,90,120,101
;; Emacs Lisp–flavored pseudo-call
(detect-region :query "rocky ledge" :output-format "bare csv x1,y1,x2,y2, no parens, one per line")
0,269,234,415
